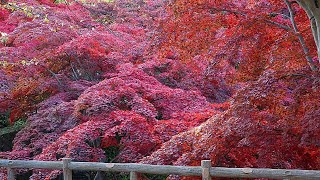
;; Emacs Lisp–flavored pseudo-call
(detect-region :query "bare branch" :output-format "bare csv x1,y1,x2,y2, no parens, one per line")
264,19,293,32
284,0,318,71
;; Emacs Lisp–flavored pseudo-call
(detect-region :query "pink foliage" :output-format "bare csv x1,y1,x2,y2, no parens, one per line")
17,61,220,178
141,58,232,102
7,0,320,180
1,4,230,180
141,70,320,179
0,8,16,33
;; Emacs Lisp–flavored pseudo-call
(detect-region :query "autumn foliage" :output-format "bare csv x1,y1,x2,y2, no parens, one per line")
0,0,319,179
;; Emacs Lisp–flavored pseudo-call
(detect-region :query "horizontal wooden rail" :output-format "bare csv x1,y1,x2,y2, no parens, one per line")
68,162,201,176
209,167,320,179
0,159,63,169
1,159,320,179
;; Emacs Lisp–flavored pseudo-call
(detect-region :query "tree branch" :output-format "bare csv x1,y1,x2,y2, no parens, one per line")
264,19,293,32
284,0,318,71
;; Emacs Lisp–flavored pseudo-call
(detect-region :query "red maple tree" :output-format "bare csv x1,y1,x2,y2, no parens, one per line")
0,0,319,179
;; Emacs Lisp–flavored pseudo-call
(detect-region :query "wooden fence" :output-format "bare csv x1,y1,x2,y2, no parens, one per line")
1,159,320,180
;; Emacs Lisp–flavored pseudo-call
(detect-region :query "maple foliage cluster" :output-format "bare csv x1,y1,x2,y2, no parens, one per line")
0,0,319,179
0,0,228,179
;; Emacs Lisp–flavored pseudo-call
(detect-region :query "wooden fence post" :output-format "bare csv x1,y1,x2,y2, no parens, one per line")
62,158,72,180
201,160,211,180
130,171,138,180
7,167,15,180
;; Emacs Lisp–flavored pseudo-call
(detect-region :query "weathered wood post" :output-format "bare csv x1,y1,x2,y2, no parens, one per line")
201,160,211,180
62,158,72,180
7,167,15,180
130,171,138,180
